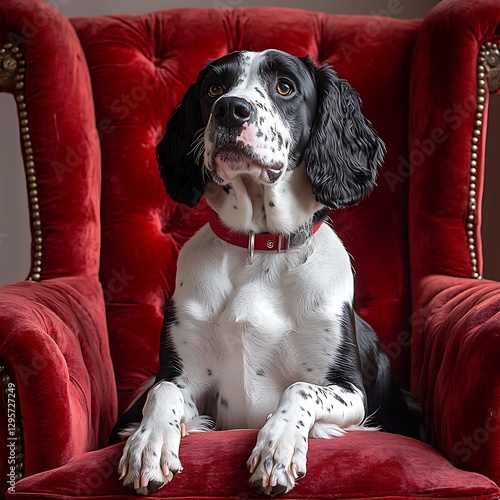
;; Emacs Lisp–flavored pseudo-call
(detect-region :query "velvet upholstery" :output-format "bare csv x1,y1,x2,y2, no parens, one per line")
0,0,500,498
0,0,101,279
0,278,116,471
9,432,500,500
412,275,500,482
409,0,500,284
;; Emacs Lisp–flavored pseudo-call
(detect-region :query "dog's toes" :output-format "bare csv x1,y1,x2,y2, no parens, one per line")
249,462,296,497
248,421,309,496
124,475,167,496
119,425,182,495
250,476,291,497
122,467,175,495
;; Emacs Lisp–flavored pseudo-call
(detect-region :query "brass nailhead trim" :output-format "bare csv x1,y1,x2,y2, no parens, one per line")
1,43,42,281
0,365,24,483
469,42,500,279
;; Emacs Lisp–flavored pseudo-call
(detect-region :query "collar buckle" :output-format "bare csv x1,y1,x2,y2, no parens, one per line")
247,231,255,265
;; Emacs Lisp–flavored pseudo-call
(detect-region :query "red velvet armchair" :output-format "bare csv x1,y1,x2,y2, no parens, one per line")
1,0,500,498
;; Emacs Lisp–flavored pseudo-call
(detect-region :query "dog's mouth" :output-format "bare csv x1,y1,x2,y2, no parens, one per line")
209,141,284,184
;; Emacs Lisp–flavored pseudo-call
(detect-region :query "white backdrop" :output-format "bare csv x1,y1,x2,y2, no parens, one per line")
4,0,499,286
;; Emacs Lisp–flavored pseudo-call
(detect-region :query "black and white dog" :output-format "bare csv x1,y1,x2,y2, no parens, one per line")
114,49,420,496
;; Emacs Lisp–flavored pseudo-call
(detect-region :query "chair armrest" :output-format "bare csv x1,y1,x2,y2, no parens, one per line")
411,274,500,484
0,276,117,484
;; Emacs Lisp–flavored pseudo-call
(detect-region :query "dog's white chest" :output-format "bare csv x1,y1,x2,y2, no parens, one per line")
171,224,352,430
212,281,297,429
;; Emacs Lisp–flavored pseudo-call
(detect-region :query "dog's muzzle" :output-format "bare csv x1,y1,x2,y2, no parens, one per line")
207,95,286,184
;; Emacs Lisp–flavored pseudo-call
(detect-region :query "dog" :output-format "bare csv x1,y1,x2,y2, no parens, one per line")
112,49,421,496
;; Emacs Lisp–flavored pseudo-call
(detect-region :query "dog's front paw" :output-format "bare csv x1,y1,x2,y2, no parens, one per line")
118,423,184,495
247,418,308,496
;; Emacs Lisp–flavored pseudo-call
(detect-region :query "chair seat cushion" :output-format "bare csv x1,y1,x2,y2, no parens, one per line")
8,430,500,499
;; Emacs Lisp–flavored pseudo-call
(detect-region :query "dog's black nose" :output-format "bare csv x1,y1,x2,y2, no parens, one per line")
214,97,253,128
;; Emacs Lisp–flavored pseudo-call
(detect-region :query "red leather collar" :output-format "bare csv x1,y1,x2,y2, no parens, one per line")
208,209,323,262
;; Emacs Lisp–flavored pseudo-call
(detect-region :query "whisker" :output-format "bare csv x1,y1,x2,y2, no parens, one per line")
187,128,206,159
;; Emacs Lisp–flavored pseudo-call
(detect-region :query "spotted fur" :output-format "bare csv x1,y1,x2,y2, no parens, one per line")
113,49,420,496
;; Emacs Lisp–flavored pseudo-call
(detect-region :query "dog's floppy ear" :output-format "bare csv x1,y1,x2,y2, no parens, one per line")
157,76,206,208
303,63,385,210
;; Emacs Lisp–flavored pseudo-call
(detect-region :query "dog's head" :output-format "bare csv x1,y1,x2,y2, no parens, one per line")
157,49,385,210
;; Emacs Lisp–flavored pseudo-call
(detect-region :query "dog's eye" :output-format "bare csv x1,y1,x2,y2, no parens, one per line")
276,80,293,96
208,84,224,98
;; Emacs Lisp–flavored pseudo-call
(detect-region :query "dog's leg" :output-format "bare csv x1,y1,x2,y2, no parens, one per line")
247,381,365,496
118,381,196,495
